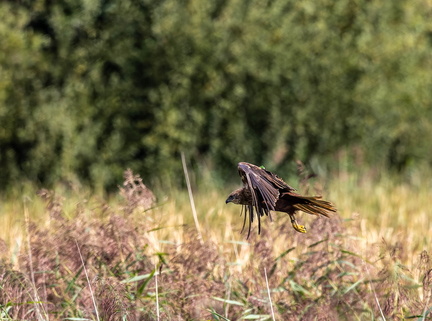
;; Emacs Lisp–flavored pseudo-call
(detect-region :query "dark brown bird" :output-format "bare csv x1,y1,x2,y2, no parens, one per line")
226,162,336,237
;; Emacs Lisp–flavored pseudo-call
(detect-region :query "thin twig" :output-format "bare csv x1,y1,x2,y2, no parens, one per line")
264,267,276,321
181,152,203,244
155,263,160,321
363,259,386,320
75,240,100,321
421,286,431,321
225,279,232,318
24,201,48,321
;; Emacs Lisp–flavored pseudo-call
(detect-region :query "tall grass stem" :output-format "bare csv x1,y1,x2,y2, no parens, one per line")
155,263,160,321
24,200,48,321
363,260,386,321
264,267,276,321
181,152,203,244
75,240,100,321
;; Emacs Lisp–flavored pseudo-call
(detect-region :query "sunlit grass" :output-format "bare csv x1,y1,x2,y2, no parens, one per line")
0,169,431,320
2,171,431,267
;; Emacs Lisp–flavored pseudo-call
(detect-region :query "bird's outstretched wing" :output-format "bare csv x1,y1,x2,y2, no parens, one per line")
237,162,295,237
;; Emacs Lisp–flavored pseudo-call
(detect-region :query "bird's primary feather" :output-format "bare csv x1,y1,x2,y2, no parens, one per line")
226,162,337,238
237,162,297,238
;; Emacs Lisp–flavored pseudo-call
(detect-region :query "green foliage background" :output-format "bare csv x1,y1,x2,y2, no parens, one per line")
1,0,432,189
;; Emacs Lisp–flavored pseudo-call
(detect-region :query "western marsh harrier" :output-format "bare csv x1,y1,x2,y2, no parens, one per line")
226,162,336,237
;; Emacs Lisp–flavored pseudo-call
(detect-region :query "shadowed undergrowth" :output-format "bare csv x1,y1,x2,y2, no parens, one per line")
1,170,432,320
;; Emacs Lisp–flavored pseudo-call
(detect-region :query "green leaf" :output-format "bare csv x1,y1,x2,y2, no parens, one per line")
207,308,231,321
241,314,271,320
289,280,311,296
121,273,154,283
343,279,364,294
212,296,244,306
137,269,157,296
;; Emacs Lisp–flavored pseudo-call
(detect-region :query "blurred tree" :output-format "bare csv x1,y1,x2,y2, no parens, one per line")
0,0,431,190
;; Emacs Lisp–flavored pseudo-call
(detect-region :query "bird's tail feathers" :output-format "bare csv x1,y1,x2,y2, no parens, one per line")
292,195,336,217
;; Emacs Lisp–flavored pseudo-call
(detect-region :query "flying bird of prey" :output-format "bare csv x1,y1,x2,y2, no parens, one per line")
225,162,336,237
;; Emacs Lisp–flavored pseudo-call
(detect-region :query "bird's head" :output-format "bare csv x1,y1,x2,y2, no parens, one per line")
225,188,250,205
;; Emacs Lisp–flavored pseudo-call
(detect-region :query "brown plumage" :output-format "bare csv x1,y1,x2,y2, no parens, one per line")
225,162,336,238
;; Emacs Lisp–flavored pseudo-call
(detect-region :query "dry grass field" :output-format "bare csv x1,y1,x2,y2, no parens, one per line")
1,168,432,320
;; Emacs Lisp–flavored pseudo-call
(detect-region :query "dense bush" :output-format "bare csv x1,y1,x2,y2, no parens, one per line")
1,0,432,189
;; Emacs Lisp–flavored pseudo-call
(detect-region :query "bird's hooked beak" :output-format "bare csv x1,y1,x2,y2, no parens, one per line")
225,195,234,204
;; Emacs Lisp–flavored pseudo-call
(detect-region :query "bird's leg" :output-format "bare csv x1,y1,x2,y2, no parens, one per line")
289,214,307,233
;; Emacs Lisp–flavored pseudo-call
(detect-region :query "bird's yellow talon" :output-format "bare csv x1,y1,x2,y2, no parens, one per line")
293,223,307,233
290,218,307,233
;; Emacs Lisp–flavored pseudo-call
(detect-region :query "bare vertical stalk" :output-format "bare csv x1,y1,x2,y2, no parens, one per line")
264,267,276,321
363,260,386,321
155,263,160,321
421,300,431,321
75,240,100,321
24,201,48,321
181,152,203,244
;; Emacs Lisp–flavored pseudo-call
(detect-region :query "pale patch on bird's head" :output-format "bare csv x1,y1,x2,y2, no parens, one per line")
225,188,251,205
